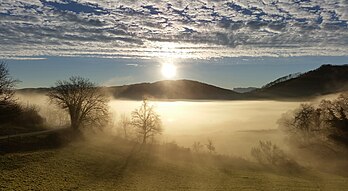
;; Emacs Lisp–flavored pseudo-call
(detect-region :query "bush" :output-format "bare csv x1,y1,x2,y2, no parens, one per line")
15,105,45,127
251,141,299,171
0,103,45,135
0,101,22,124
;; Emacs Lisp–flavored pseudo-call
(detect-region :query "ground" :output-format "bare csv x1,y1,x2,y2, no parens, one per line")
1,135,348,191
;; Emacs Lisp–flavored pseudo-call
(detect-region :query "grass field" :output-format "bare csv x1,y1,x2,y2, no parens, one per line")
1,134,348,191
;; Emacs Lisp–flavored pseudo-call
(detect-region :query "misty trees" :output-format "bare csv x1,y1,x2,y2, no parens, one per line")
131,99,162,144
116,99,162,144
278,93,348,152
251,141,299,170
48,76,109,131
206,139,216,153
192,141,204,152
279,104,322,145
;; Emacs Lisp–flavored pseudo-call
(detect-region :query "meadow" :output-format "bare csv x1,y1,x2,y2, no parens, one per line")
2,133,348,191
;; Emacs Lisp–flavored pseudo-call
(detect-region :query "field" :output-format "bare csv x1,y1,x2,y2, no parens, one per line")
1,134,348,191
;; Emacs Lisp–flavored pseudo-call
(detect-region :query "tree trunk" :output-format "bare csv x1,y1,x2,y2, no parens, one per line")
70,111,80,130
142,133,147,144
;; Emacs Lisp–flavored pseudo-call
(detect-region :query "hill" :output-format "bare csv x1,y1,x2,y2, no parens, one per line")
108,79,241,100
16,65,348,100
249,64,348,99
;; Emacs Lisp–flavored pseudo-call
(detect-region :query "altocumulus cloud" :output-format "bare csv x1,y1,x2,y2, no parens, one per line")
0,0,347,59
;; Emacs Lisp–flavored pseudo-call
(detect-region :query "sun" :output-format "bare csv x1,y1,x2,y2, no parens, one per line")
161,63,177,79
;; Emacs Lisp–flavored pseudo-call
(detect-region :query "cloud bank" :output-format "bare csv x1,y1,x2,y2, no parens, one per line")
0,0,347,59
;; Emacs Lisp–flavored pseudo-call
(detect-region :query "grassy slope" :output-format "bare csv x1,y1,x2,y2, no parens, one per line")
1,135,348,191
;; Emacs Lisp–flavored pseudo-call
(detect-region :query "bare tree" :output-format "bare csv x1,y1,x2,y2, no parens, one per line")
48,76,109,131
0,61,19,103
131,99,162,144
192,141,203,152
251,141,299,170
206,139,216,153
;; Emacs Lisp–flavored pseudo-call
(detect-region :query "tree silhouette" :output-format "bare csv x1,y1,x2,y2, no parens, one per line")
48,76,109,130
0,61,19,103
192,141,204,152
279,93,348,151
206,139,215,153
251,141,299,170
131,99,162,144
0,62,21,125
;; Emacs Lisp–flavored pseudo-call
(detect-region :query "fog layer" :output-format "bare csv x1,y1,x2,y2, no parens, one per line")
15,92,303,156
110,100,300,156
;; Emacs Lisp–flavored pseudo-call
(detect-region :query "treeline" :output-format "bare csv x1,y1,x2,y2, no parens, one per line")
0,62,44,135
251,93,348,172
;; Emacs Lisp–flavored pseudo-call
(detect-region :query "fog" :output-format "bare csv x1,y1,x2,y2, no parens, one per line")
109,100,300,156
5,92,348,190
15,93,301,156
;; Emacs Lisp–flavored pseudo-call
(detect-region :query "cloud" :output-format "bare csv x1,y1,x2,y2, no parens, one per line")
0,56,47,60
126,64,141,67
0,0,347,59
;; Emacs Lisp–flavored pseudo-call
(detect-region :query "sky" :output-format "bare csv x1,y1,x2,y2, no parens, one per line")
1,0,347,89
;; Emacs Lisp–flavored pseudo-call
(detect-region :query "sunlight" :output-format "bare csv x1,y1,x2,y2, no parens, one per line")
161,62,177,79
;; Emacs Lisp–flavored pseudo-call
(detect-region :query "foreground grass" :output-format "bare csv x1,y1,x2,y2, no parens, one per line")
1,135,348,191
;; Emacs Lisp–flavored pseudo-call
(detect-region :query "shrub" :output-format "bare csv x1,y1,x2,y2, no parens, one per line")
15,105,45,127
251,141,299,170
192,141,204,152
0,103,45,135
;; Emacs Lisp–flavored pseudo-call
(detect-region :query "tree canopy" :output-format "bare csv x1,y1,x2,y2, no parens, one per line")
48,76,109,130
131,99,162,144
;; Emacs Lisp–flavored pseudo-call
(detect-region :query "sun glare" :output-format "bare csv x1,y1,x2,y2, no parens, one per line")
161,63,177,79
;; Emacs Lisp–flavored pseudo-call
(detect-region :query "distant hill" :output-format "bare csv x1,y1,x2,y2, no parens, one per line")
16,64,348,100
16,88,49,95
262,72,302,89
249,64,348,99
108,80,241,100
16,80,242,100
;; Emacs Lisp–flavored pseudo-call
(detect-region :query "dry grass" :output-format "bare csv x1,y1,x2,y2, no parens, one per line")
1,134,348,191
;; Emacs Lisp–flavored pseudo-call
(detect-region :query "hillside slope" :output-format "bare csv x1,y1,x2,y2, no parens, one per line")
250,64,348,99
